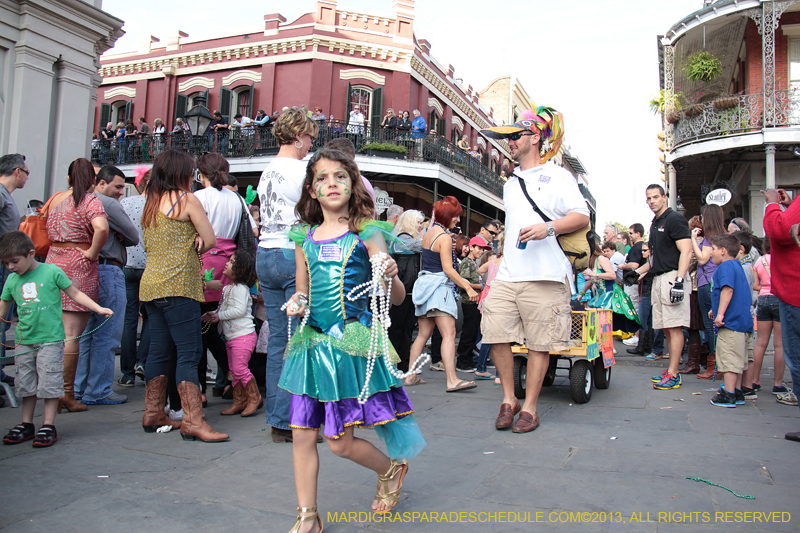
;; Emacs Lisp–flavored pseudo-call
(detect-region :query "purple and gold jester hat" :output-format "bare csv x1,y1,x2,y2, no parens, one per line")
481,104,565,163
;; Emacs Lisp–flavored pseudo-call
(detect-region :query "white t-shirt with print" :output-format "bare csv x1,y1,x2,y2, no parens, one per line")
194,186,257,240
496,162,590,284
609,251,625,271
257,157,307,249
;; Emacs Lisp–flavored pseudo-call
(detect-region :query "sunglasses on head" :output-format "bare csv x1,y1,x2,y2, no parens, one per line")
507,131,537,141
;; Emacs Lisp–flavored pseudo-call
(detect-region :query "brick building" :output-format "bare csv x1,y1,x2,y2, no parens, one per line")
95,0,593,231
659,0,800,233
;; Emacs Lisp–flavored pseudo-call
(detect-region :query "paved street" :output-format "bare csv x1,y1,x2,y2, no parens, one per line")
1,341,798,533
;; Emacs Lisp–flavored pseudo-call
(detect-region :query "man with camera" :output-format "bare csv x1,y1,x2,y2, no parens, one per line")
480,106,589,433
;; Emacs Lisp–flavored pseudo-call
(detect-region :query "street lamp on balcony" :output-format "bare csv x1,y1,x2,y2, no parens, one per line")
184,96,214,138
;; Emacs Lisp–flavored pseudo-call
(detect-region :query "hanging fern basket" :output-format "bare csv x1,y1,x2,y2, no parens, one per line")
685,51,722,83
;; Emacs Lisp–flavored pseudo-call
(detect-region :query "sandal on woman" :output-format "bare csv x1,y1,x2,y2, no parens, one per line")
474,372,496,380
403,375,425,387
31,425,58,448
374,459,408,514
2,422,35,445
287,505,323,533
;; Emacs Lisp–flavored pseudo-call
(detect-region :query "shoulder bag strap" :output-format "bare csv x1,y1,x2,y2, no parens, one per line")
761,255,771,278
515,174,551,223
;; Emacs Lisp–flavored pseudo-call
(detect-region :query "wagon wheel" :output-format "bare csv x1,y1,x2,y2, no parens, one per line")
513,356,527,400
593,359,611,390
569,359,593,403
542,354,558,387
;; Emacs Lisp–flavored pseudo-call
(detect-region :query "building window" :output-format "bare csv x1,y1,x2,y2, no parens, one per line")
235,88,250,117
349,86,372,121
111,101,128,125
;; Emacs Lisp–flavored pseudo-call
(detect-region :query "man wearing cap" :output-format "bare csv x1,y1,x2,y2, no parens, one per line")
480,106,590,433
455,236,492,372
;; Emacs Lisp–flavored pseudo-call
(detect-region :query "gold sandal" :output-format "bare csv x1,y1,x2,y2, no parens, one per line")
287,506,323,533
373,459,408,514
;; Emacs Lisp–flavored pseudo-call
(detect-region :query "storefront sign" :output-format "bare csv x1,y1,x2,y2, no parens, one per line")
705,188,732,206
373,187,393,215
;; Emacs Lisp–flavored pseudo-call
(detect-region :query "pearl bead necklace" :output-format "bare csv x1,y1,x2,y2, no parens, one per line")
280,298,310,342
347,252,431,404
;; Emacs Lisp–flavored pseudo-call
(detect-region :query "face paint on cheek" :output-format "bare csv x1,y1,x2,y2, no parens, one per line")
334,169,351,194
316,185,325,198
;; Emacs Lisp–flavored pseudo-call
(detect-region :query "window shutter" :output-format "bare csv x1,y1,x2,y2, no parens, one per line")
175,93,187,122
482,152,489,167
344,82,352,127
100,103,111,129
429,110,436,133
220,87,232,122
202,89,209,107
437,115,446,136
247,82,254,118
125,100,133,122
370,86,383,129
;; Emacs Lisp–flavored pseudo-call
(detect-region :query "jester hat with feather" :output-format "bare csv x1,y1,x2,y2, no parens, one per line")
481,104,564,163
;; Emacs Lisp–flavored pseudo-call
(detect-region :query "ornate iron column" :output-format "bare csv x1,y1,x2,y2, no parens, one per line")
663,43,675,151
763,1,776,125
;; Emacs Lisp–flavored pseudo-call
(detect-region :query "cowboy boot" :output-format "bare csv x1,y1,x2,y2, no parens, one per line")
240,378,263,417
58,352,87,413
177,381,229,442
142,375,182,432
678,343,701,374
697,354,716,379
220,382,246,416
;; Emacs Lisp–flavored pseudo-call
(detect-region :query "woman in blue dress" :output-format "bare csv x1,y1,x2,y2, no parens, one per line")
281,148,425,533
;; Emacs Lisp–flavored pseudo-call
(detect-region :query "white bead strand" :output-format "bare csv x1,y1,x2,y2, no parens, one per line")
280,298,310,343
347,252,431,404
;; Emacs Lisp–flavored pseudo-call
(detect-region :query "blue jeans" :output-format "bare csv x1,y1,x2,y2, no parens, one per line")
256,247,296,430
778,299,800,413
143,296,202,385
697,284,716,354
477,342,491,373
120,268,149,380
75,265,126,402
639,295,665,354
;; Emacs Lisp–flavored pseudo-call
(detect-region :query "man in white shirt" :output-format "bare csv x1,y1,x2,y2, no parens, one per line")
347,105,365,135
481,106,590,434
602,242,625,271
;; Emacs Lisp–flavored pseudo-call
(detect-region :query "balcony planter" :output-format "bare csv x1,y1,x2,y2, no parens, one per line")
684,104,703,118
358,142,408,160
454,162,468,175
713,97,739,111
666,110,681,125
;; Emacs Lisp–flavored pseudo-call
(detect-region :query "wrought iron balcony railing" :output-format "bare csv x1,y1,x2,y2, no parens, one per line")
92,120,506,197
672,93,763,147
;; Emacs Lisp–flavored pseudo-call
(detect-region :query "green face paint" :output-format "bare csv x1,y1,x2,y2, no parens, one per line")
335,168,351,195
313,168,327,197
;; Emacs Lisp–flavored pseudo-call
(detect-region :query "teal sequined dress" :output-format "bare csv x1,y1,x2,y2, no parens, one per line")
278,223,425,459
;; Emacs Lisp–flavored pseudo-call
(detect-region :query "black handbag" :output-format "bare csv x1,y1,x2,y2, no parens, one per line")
234,194,257,257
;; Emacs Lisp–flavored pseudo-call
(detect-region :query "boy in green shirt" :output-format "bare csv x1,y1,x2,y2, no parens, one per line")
0,231,112,448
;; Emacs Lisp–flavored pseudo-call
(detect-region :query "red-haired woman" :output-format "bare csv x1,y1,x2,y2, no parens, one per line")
45,158,109,413
405,196,479,392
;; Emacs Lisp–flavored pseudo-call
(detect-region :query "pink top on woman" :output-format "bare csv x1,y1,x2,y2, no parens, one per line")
752,254,772,297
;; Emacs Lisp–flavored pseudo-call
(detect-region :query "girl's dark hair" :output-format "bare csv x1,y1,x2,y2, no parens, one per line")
700,204,725,239
295,148,374,233
197,153,229,190
143,150,194,228
762,235,770,254
229,250,257,287
454,235,469,258
67,158,96,209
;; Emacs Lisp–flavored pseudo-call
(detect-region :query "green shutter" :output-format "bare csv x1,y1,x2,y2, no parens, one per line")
125,100,133,122
202,89,209,107
247,83,254,118
370,86,383,129
175,93,187,122
220,87,232,122
100,103,111,129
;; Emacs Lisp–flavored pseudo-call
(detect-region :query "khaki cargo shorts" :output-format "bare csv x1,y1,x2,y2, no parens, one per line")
652,270,690,330
716,328,748,374
15,343,64,399
481,280,572,353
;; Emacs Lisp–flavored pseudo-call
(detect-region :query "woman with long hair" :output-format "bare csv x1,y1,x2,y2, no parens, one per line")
138,150,227,442
677,216,705,373
194,153,258,405
45,158,109,413
255,108,320,443
691,204,726,378
405,196,479,392
388,210,424,371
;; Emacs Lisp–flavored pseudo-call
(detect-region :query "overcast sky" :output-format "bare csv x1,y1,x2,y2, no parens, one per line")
103,0,705,228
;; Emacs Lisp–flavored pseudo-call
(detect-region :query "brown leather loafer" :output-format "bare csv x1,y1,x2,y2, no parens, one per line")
495,401,521,430
512,411,540,433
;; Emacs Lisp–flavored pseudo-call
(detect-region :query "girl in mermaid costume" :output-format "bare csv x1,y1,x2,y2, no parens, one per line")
281,148,426,533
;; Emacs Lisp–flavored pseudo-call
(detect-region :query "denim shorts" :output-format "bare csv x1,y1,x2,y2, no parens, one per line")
756,295,781,322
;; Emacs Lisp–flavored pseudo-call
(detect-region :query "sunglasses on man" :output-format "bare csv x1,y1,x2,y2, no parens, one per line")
507,131,537,141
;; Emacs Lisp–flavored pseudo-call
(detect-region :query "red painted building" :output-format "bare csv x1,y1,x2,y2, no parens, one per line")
95,0,592,231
